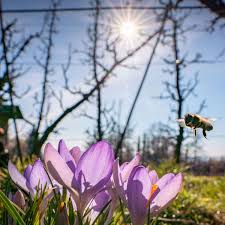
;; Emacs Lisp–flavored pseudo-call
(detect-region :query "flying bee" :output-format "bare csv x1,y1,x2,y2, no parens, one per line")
177,113,216,138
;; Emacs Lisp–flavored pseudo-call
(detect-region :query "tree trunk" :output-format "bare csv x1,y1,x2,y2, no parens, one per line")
172,19,184,163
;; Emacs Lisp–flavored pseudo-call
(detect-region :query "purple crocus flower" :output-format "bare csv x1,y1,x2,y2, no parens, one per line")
10,190,26,209
44,140,114,215
8,190,26,225
127,166,183,225
8,159,51,196
113,153,141,205
87,153,141,224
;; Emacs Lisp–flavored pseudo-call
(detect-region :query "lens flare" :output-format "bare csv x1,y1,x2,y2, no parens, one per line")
119,20,139,41
110,6,150,49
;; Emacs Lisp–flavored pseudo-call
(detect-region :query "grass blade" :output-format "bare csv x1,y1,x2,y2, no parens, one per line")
0,190,26,225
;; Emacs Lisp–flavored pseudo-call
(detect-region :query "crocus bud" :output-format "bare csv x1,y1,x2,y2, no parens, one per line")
12,190,26,209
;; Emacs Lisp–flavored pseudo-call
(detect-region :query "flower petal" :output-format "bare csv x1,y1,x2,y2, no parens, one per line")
74,141,114,214
70,146,82,164
89,190,110,222
8,161,29,193
156,173,175,190
29,159,50,191
75,141,114,193
92,190,110,211
151,173,183,216
39,189,56,220
149,173,175,203
12,190,26,209
58,139,76,172
44,143,74,188
105,188,118,225
149,170,159,184
121,153,141,182
24,164,32,180
113,159,127,204
120,162,128,170
127,166,152,225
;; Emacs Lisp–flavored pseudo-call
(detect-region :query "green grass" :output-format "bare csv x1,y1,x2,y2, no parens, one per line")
155,175,225,225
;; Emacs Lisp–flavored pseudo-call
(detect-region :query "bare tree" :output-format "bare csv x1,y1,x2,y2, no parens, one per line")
58,2,164,155
80,0,111,142
3,0,212,159
31,29,157,155
115,4,171,157
140,123,176,165
28,1,59,154
160,6,206,163
0,0,40,163
199,0,225,28
91,0,103,141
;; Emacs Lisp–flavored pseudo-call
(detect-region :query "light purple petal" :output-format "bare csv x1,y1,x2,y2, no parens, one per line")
149,173,175,202
44,143,74,188
24,164,32,180
75,141,114,194
151,173,183,215
156,173,175,190
39,189,55,219
8,161,29,193
113,159,127,204
127,166,152,225
58,139,76,172
105,188,118,225
113,154,141,207
89,190,111,223
120,162,128,170
73,141,114,214
121,153,141,182
92,190,110,211
29,159,50,191
149,170,159,184
70,146,82,164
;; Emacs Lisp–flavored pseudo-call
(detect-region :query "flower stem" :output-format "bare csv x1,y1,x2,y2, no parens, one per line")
119,198,126,223
147,203,151,225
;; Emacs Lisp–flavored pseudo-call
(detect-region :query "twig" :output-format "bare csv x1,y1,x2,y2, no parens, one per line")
115,4,170,157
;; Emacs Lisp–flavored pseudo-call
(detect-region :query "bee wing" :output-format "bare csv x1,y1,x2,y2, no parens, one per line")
207,118,217,123
176,118,186,127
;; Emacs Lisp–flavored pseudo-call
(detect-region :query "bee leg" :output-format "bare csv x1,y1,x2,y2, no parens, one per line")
194,129,197,137
203,129,207,139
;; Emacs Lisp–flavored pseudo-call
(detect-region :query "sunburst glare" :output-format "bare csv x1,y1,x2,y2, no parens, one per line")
119,20,139,41
110,6,151,49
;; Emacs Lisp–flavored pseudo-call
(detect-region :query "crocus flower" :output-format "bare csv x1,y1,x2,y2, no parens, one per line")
10,190,26,209
88,153,141,224
113,153,141,205
127,166,182,225
8,159,51,196
44,140,114,215
8,190,26,225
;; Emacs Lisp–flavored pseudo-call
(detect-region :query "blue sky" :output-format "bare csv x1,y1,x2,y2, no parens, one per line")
2,0,225,158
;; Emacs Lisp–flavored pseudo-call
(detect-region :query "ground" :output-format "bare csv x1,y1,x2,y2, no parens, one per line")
157,175,225,224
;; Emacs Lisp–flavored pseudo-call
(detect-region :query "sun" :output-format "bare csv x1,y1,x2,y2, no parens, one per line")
109,7,150,49
119,20,139,41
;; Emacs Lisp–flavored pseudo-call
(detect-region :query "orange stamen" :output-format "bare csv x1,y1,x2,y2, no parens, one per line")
151,184,158,196
146,184,158,208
